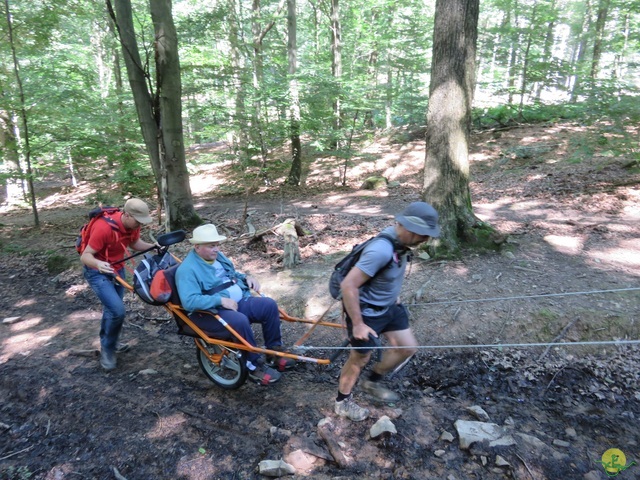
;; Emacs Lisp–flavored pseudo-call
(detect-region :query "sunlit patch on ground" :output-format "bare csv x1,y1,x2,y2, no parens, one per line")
544,234,585,255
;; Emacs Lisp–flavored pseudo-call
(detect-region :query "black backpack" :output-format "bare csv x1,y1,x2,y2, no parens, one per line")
133,251,179,305
328,233,406,300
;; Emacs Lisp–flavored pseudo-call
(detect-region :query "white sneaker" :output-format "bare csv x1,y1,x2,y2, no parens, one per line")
334,396,369,421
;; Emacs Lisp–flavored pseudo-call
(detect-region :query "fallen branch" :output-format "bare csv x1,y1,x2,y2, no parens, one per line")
318,425,348,468
0,446,34,461
243,226,276,242
69,348,99,357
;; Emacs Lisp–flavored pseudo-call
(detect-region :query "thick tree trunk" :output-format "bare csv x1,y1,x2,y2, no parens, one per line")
108,0,197,229
422,0,480,254
150,0,198,229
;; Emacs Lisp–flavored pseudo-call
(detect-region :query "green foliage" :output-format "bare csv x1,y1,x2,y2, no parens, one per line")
1,0,639,205
112,153,155,197
85,190,125,208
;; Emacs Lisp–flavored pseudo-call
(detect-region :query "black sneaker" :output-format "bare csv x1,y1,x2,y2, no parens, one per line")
266,354,296,371
248,365,282,385
266,347,296,371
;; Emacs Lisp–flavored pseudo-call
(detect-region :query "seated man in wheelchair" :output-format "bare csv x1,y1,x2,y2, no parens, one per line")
175,224,295,385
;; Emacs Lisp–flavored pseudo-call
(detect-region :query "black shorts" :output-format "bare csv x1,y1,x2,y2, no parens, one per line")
345,303,410,353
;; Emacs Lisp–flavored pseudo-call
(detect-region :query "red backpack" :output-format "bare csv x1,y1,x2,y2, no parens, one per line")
75,206,121,255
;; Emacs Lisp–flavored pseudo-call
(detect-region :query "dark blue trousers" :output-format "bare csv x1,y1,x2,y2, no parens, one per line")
189,296,282,364
84,266,126,353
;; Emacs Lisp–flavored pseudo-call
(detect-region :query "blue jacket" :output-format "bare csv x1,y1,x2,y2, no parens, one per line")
175,249,250,313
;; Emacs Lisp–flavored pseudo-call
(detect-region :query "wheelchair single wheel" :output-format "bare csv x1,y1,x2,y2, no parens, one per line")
195,339,248,390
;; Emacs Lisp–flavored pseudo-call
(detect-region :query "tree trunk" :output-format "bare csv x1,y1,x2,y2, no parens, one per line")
251,0,272,168
535,0,557,102
277,219,301,268
286,0,302,186
149,0,198,229
0,112,22,205
385,62,392,129
569,1,592,103
228,0,248,158
4,0,38,226
107,11,128,166
518,2,538,115
590,0,610,79
422,0,480,254
108,0,198,230
330,0,342,149
108,0,162,188
506,3,518,105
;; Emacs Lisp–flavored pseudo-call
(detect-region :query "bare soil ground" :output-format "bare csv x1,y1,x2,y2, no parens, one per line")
1,122,640,480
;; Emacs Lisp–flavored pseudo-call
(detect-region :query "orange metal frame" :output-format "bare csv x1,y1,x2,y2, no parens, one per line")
115,275,344,366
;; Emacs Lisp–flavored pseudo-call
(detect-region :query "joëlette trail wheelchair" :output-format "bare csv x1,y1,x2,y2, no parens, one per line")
112,230,345,390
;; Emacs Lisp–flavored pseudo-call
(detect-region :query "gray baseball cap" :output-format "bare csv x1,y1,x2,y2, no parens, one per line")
395,202,440,237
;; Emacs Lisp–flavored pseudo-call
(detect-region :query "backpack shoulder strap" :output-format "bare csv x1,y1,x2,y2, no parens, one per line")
372,232,410,271
101,214,120,231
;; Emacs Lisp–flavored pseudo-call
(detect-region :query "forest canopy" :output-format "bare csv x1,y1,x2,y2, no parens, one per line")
1,0,638,206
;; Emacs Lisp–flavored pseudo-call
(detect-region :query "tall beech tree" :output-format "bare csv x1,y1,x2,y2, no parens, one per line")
107,0,198,229
423,0,481,253
285,0,302,185
3,0,38,225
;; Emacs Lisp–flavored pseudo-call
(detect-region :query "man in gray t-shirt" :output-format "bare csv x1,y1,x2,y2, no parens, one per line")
334,202,440,422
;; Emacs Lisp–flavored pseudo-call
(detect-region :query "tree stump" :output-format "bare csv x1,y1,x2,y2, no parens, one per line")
276,218,301,268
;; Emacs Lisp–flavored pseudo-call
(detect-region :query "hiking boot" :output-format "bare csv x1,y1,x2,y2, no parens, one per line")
334,396,370,421
100,349,117,371
266,347,296,371
248,365,282,385
361,379,400,402
115,342,130,353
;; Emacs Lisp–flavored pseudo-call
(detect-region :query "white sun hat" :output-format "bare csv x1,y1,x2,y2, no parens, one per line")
189,224,227,244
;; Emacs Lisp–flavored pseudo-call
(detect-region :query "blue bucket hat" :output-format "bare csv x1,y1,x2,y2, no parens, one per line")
395,202,440,238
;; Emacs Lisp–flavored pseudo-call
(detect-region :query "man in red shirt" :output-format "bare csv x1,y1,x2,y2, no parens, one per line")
81,198,155,371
